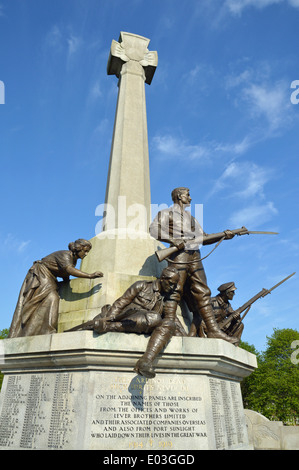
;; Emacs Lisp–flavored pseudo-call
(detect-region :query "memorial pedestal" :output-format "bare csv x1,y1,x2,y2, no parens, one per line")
0,332,257,450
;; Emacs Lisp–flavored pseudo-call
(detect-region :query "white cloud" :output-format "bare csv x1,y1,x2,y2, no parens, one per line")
152,134,210,162
3,234,30,254
229,201,278,227
67,34,82,58
152,134,250,163
225,63,294,135
208,162,278,227
225,69,252,89
44,25,83,64
243,81,291,131
208,161,274,199
93,118,109,135
45,25,63,50
87,80,103,104
182,63,215,91
225,0,299,15
213,136,251,155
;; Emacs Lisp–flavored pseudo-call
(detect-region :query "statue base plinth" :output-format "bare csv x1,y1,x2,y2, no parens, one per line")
57,232,172,332
0,332,257,450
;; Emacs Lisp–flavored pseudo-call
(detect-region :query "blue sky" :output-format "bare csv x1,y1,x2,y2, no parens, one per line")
0,0,298,352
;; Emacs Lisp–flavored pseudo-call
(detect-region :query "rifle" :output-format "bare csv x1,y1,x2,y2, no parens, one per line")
220,272,296,334
65,320,95,332
155,226,278,263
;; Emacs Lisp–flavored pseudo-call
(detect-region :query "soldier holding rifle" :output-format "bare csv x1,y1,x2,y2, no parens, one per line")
207,282,244,344
206,274,296,345
150,187,277,345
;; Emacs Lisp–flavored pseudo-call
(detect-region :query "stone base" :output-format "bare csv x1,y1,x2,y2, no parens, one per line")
245,410,299,450
58,231,170,332
0,332,257,450
58,272,157,332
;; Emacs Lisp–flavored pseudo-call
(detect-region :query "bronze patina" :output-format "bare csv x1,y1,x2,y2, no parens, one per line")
205,282,244,345
200,273,296,344
66,266,185,378
150,187,239,344
8,239,103,338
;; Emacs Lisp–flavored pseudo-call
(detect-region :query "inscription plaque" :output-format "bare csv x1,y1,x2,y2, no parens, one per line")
0,370,250,450
209,378,247,449
88,372,209,450
0,372,83,449
0,333,256,450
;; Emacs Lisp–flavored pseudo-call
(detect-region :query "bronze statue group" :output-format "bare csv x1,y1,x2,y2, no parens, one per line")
9,187,292,379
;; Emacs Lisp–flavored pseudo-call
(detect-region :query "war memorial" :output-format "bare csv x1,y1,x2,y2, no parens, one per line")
1,31,292,451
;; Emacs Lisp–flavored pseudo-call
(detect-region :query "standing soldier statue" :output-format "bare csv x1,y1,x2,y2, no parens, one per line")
150,187,239,345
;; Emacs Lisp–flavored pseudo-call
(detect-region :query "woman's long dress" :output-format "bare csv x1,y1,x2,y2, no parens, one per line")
8,250,76,337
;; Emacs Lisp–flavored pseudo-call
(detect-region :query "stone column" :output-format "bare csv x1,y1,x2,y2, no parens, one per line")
58,33,167,331
104,32,158,232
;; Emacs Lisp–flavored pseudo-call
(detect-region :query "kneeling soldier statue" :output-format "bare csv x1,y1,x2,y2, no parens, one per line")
209,282,244,344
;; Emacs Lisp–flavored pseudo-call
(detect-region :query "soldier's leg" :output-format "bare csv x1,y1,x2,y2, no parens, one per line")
133,268,189,378
184,284,202,337
134,300,178,378
225,320,244,345
189,266,238,344
94,310,162,335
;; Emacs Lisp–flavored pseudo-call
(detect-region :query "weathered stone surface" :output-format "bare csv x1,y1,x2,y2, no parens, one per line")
245,409,299,450
0,333,256,450
57,32,162,331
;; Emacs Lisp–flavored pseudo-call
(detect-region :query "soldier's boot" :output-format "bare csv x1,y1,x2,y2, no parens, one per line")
134,320,175,379
199,305,238,345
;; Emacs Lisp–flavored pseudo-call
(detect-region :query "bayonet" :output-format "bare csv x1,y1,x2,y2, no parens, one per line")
221,273,296,334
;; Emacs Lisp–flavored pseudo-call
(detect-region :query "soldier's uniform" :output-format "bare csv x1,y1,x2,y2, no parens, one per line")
94,279,186,336
149,205,237,343
210,282,244,342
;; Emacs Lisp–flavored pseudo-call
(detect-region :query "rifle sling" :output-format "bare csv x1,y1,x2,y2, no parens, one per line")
166,236,226,265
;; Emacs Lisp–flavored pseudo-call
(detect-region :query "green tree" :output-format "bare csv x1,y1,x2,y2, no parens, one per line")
241,328,299,424
0,329,9,391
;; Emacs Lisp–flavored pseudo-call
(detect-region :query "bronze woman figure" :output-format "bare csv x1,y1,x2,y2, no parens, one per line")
8,239,103,338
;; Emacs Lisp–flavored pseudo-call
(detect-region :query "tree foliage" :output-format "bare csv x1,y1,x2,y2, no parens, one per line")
240,328,299,424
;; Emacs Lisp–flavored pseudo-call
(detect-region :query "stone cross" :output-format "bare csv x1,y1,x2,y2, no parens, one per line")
107,31,158,85
58,33,162,331
103,32,158,232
